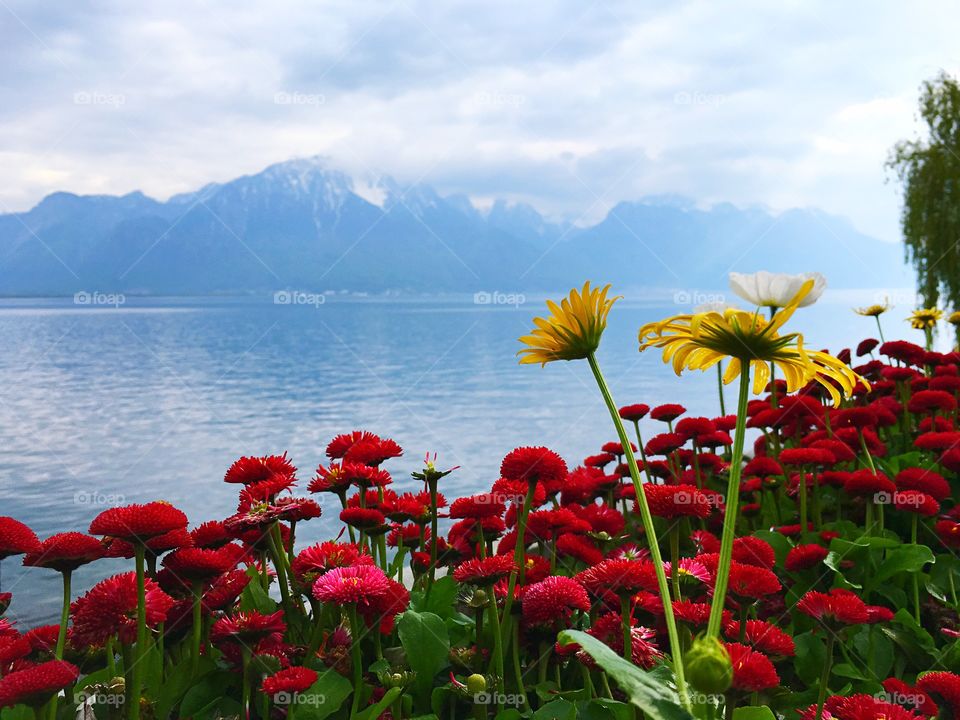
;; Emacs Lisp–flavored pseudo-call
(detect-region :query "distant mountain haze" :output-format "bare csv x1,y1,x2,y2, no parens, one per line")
0,157,911,296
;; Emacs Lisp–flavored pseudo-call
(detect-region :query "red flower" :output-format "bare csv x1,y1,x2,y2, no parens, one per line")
359,576,410,634
89,502,188,542
500,447,568,489
23,533,104,572
618,404,650,422
915,671,960,713
556,534,604,566
522,576,590,626
796,588,869,625
880,340,926,365
896,467,951,501
892,490,940,516
203,569,250,611
785,544,829,571
339,507,388,532
640,484,711,519
675,417,716,441
211,610,286,645
71,572,174,647
881,678,937,715
743,457,783,477
725,562,781,599
343,437,403,466
224,453,296,484
190,521,231,549
778,447,836,467
24,625,60,655
644,433,686,456
326,431,381,459
725,642,779,692
723,620,795,657
936,507,960,548
731,536,776,569
801,694,929,720
0,634,32,664
262,666,317,697
0,518,40,559
291,542,373,585
312,565,391,606
577,559,657,599
857,338,879,356
601,441,636,456
843,469,896,498
586,613,662,668
453,556,516,586
584,453,616,468
449,494,506,520
915,431,960,451
673,601,715,627
161,546,237,582
908,390,957,414
650,404,686,422
0,660,79,708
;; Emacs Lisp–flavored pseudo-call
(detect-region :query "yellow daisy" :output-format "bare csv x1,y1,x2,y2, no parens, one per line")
908,307,944,330
854,301,890,317
638,280,866,406
518,282,620,365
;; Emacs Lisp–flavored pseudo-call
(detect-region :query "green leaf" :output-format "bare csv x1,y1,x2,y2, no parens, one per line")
179,671,239,719
398,610,451,706
533,698,578,720
732,708,777,720
240,566,280,613
578,698,636,720
413,576,459,618
792,632,826,686
557,630,694,720
0,708,34,720
154,655,216,719
353,687,403,720
865,544,934,591
493,712,523,720
288,669,354,720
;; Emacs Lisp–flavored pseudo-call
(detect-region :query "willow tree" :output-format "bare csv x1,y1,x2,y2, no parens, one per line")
887,71,960,344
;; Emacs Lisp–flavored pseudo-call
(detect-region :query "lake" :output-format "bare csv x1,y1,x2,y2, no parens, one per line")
0,289,929,624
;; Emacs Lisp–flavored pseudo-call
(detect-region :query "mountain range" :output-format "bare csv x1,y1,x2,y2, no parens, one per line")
0,157,911,296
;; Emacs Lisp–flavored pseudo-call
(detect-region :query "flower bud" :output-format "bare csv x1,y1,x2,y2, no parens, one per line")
684,635,732,694
466,673,487,695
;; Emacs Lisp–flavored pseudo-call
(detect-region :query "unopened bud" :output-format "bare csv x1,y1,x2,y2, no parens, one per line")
684,635,732,694
466,673,487,695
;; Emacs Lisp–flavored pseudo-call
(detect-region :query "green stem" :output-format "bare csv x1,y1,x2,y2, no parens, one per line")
241,646,252,720
130,545,147,720
798,469,808,534
487,594,505,714
875,315,885,343
912,515,922,624
706,366,751,640
716,362,727,415
669,525,681,602
620,595,633,662
815,634,835,720
511,621,531,714
500,482,536,640
349,606,365,718
190,582,203,677
55,570,71,659
587,352,690,711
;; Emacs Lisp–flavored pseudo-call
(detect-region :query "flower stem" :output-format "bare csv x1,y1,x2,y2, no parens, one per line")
587,352,690,711
716,362,726,415
815,634,835,720
190,581,203,677
55,569,71,659
875,316,885,343
706,365,751,640
348,606,364,718
620,595,633,662
487,593,505,714
130,544,147,720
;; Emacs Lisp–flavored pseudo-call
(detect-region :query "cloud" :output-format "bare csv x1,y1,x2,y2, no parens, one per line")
0,0,957,241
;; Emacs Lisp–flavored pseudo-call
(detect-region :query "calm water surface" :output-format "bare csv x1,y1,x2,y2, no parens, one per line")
0,291,926,624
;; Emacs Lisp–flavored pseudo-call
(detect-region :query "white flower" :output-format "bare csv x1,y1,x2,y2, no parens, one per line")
728,271,827,309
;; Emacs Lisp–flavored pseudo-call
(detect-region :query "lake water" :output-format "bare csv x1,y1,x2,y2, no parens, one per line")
0,289,931,625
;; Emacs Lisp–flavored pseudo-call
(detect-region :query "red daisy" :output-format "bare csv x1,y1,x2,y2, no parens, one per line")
725,642,779,692
0,634,32,664
640,484,711,519
224,452,296,484
672,601,715,627
522,576,590,627
24,625,60,655
896,467,951,501
500,446,568,489
190,521,231,549
586,613,662,669
856,338,879,356
908,389,957,414
743,457,783,477
452,556,516,586
0,518,40,559
89,502,188,542
449,494,506,520
343,437,403,466
211,610,286,646
556,534,604,566
731,536,776,569
325,431,380,459
161,546,237,582
650,404,686,422
778,447,836,467
915,431,960,451
262,666,317,698
70,572,174,647
796,588,869,626
312,565,391,606
23,533,104,572
0,660,79,708
723,620,795,657
725,562,781,599
584,453,616,469
785,544,829,571
618,404,650,422
800,694,928,720
339,507,388,532
892,490,940,516
359,576,410,634
843,470,896,498
291,542,373,586
644,433,686,456
915,671,960,713
577,558,657,599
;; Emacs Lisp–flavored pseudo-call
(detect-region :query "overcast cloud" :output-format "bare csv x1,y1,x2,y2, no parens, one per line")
1,0,958,240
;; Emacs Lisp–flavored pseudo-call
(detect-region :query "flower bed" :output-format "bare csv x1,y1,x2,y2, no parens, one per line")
1,277,959,719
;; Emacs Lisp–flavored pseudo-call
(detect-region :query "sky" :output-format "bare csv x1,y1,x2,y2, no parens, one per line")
1,1,958,242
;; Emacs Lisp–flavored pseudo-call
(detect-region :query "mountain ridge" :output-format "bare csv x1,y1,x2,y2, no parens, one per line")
0,156,910,297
